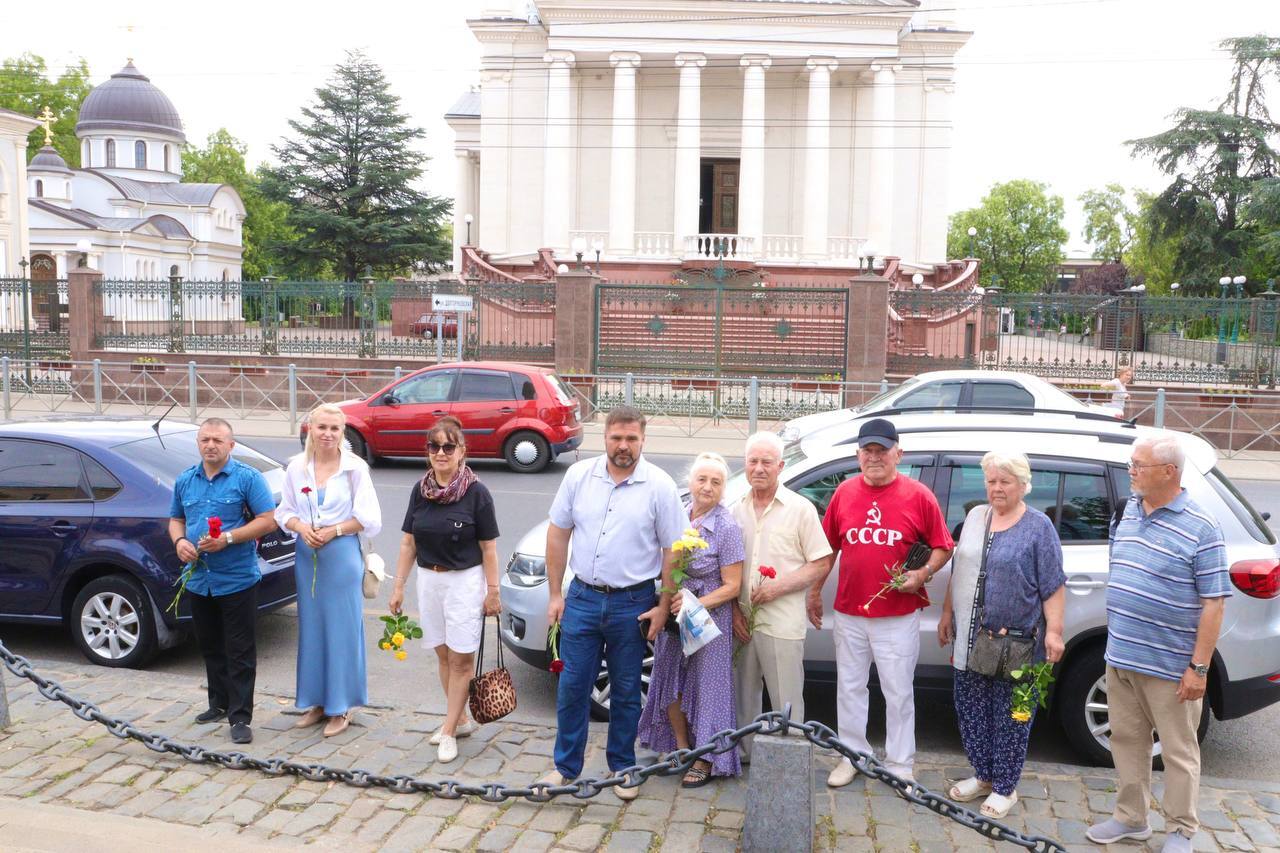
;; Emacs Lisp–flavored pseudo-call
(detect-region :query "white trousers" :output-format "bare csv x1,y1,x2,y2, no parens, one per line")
834,609,920,777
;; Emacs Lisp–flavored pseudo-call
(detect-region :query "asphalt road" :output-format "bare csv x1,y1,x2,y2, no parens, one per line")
3,438,1277,782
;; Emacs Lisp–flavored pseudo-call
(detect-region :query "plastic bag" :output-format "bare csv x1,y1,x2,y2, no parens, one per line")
677,588,722,657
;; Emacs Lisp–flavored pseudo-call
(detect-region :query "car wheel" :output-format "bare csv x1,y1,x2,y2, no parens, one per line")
71,575,158,669
345,427,373,465
589,641,655,721
504,431,552,474
1057,644,1210,767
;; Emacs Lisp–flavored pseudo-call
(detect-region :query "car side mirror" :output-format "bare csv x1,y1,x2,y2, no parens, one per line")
382,392,400,406
1263,511,1272,521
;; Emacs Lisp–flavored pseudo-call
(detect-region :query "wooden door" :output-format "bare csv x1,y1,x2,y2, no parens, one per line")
711,163,739,233
28,254,57,331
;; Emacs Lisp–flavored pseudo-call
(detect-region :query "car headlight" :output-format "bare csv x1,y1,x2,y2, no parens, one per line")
507,553,547,587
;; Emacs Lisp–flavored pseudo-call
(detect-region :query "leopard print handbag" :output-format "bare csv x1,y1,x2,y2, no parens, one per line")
468,618,517,725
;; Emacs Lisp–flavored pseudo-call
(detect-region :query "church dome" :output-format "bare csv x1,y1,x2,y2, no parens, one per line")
29,145,71,174
76,61,185,141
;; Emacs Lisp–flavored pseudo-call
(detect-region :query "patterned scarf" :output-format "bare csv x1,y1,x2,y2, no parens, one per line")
420,464,477,504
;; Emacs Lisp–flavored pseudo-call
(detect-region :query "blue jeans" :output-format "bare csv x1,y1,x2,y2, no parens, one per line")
554,579,655,778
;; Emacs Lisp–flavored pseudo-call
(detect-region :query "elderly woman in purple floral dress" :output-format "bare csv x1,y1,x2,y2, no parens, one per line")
639,452,744,787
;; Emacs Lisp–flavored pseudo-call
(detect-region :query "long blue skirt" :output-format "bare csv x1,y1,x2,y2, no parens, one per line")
294,534,367,715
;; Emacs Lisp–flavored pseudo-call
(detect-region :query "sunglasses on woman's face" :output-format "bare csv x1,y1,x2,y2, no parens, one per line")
427,442,458,456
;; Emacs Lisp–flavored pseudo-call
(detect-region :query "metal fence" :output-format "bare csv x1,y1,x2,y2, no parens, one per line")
0,278,69,360
889,289,1280,387
78,277,557,363
595,282,849,378
4,358,1280,458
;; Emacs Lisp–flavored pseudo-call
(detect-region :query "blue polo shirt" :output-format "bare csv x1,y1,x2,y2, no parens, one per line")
1106,491,1231,682
169,457,275,596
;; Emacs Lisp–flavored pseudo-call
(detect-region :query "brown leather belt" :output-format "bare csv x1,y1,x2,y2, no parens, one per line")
419,564,460,573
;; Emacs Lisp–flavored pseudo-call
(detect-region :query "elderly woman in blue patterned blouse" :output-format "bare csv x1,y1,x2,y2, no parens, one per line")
937,450,1066,819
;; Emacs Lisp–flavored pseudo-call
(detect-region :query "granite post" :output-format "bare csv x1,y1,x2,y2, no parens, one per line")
742,734,814,853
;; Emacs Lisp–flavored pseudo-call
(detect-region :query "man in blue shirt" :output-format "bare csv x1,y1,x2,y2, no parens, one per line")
542,407,688,799
168,418,278,744
1087,436,1229,853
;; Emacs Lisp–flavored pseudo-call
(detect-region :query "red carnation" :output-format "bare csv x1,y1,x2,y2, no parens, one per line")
301,486,312,495
549,659,565,674
759,566,777,579
207,516,223,538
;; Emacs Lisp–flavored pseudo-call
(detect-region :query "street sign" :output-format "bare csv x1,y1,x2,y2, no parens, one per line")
432,294,474,313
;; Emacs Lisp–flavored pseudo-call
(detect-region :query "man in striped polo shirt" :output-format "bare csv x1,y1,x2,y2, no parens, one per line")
1087,436,1230,853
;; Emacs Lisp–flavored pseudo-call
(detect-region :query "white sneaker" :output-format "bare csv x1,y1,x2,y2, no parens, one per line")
827,758,857,788
430,719,477,745
437,735,458,763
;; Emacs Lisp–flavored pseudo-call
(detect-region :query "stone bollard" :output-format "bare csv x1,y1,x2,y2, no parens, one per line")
0,666,9,729
742,733,814,853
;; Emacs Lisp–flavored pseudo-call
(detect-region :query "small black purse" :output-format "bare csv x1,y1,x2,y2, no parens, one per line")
966,509,1035,682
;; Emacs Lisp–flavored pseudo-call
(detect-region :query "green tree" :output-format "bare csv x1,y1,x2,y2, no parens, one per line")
0,53,92,167
182,129,305,280
1126,191,1181,294
1128,35,1280,295
260,50,451,280
947,180,1069,293
1078,184,1136,262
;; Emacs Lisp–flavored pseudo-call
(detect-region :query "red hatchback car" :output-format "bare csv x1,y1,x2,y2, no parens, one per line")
301,362,583,473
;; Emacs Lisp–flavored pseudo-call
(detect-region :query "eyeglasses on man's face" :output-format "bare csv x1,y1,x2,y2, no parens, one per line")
1128,460,1170,471
427,442,458,456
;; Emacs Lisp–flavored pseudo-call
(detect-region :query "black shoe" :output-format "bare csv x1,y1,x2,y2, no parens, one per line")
195,707,227,724
230,722,253,744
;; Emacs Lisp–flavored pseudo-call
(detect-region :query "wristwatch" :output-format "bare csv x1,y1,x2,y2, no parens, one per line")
225,531,235,546
1188,661,1209,677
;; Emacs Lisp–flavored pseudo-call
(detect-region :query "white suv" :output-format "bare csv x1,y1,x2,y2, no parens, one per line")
498,410,1280,765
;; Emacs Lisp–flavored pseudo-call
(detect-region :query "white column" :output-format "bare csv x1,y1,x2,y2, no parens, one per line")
542,50,575,251
919,79,955,264
673,52,706,249
867,62,899,255
739,55,771,251
608,52,641,256
803,57,838,260
452,150,475,272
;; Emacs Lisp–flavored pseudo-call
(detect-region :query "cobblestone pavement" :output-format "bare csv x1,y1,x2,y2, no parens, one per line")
2,660,1278,852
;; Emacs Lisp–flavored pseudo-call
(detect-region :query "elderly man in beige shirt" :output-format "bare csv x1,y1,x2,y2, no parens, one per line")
731,431,833,760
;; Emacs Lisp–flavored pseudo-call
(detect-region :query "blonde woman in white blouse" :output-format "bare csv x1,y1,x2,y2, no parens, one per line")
275,404,382,737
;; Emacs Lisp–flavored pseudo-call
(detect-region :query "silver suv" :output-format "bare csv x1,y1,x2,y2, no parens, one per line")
497,410,1280,765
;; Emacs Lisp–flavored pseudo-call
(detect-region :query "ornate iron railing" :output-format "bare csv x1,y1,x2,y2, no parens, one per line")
88,278,556,364
0,278,70,360
594,282,849,378
888,289,1280,387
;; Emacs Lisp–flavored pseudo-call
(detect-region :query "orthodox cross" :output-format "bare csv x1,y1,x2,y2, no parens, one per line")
37,106,56,145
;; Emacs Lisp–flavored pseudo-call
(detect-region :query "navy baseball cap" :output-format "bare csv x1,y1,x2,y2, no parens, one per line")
857,418,899,449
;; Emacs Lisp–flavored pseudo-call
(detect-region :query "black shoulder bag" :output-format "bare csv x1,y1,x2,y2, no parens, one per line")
965,509,1035,681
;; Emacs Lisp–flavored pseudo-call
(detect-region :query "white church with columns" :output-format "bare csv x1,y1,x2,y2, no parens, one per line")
447,0,971,281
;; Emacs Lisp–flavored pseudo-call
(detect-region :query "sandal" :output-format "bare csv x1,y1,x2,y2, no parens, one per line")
681,763,713,789
947,776,993,802
322,712,351,738
980,790,1018,819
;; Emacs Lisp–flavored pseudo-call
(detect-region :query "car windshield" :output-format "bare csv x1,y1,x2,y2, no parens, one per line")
857,377,919,412
112,431,283,488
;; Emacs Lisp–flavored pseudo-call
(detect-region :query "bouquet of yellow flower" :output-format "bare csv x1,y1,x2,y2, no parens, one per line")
1009,661,1054,723
378,612,422,661
668,527,710,589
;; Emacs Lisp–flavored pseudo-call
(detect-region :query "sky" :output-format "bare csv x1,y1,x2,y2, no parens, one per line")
1,0,1274,256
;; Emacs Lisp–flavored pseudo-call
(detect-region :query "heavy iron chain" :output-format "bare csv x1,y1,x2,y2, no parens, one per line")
0,640,1065,851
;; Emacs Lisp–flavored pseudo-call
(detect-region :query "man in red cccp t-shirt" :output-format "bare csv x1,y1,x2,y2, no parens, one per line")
811,418,953,789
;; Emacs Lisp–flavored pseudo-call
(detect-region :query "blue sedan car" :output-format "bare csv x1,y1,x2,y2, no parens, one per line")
0,419,297,668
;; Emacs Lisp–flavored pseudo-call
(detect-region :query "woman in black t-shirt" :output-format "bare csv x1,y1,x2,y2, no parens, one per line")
389,417,500,763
